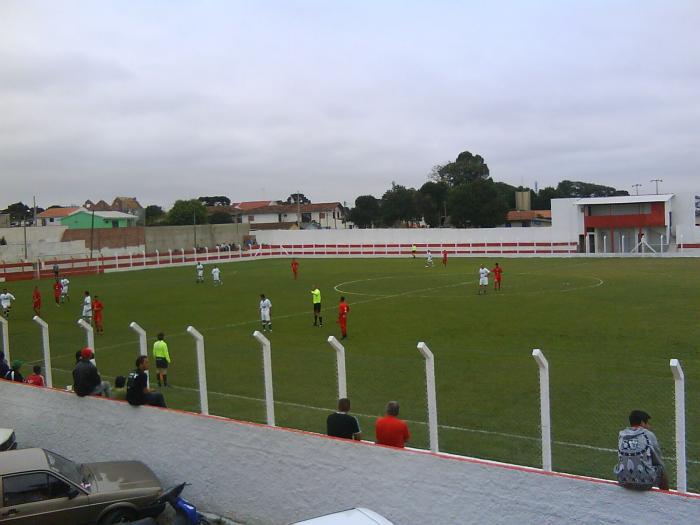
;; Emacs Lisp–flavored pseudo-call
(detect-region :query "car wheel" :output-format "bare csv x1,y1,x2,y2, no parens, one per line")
99,508,138,524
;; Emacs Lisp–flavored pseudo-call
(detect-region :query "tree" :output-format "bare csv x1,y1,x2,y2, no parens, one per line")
209,210,233,224
533,187,559,210
167,199,208,226
2,202,37,223
349,195,381,228
145,205,166,226
380,183,420,227
418,181,449,227
286,193,311,205
198,196,231,207
555,180,629,198
447,180,509,228
431,151,490,187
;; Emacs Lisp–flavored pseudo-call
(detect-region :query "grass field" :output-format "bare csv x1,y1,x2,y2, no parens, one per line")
4,256,700,490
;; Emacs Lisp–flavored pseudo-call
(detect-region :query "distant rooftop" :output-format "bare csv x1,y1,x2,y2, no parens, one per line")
576,194,674,205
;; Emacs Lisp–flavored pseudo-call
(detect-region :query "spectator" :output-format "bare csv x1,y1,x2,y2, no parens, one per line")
614,409,669,490
327,398,362,441
375,401,410,448
25,365,45,386
127,356,166,408
4,360,23,382
112,375,127,401
72,348,111,397
0,351,9,378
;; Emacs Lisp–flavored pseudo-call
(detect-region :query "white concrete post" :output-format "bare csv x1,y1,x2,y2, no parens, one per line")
186,326,209,415
327,336,348,399
32,316,53,388
115,253,119,269
621,235,625,254
660,235,664,255
216,246,220,260
77,319,95,360
532,349,552,472
129,322,149,386
417,342,439,453
680,234,684,253
142,249,146,266
603,235,607,254
168,249,173,264
205,246,209,261
670,358,687,493
129,253,133,268
181,248,185,263
253,330,276,426
0,317,9,363
155,249,160,266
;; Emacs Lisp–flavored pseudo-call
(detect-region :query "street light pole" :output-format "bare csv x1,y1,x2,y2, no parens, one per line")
632,184,642,196
650,179,663,194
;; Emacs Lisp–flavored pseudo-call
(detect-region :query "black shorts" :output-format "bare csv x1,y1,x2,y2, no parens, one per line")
155,358,169,369
313,303,321,313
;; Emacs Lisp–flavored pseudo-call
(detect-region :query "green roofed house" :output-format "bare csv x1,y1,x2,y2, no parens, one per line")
61,208,138,229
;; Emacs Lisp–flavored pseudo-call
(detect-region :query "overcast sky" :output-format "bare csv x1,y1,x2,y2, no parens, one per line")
1,0,698,210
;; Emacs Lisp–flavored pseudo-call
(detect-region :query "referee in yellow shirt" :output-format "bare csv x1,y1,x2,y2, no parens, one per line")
311,285,322,327
153,332,171,387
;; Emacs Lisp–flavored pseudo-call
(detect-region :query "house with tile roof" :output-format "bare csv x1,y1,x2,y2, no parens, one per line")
36,207,81,226
207,202,347,230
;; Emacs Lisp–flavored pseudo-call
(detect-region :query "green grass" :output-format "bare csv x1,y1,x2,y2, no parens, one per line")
4,257,700,489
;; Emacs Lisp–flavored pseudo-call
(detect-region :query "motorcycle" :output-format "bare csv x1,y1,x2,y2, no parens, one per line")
127,482,211,525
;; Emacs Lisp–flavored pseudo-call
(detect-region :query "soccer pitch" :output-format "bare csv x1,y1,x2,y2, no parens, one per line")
5,256,700,490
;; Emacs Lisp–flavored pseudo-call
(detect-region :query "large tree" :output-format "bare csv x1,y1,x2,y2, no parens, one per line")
447,180,509,228
431,151,490,187
209,210,233,224
380,183,420,227
286,193,311,205
555,180,629,198
349,195,381,228
167,199,208,226
198,196,231,206
145,205,166,226
418,181,449,227
2,202,41,223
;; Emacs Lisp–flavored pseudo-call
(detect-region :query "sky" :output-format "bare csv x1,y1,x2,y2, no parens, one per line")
1,0,698,210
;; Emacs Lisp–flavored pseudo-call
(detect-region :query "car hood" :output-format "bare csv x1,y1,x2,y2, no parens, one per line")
85,461,162,494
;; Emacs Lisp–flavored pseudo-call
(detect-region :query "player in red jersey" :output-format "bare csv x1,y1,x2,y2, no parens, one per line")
442,250,448,267
492,262,503,291
53,279,62,306
338,296,350,339
32,286,42,316
291,258,299,280
93,295,104,334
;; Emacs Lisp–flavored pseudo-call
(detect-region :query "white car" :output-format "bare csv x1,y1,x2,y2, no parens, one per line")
0,428,16,451
291,507,394,524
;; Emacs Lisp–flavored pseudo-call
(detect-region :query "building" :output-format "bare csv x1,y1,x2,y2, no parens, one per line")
505,210,552,227
84,197,145,224
208,201,348,230
36,207,81,226
60,208,139,229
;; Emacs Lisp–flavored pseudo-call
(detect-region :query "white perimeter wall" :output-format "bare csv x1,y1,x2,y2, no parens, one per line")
2,381,698,525
672,194,700,243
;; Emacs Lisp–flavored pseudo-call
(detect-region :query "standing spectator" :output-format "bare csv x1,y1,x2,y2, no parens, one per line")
291,258,299,280
60,277,70,303
338,296,350,339
327,398,362,441
614,410,669,490
32,286,42,316
4,360,23,382
152,332,171,387
375,401,410,448
127,356,166,408
72,348,111,397
81,291,92,324
0,288,16,319
311,285,322,327
259,294,272,332
93,295,104,334
25,365,45,387
53,279,62,306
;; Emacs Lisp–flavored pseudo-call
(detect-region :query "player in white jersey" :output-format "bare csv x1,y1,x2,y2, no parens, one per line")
211,266,222,286
0,289,16,319
60,277,70,303
478,264,490,295
196,262,204,283
425,249,434,268
81,291,93,323
259,294,272,332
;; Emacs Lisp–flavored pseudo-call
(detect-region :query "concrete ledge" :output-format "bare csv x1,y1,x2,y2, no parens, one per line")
1,381,698,524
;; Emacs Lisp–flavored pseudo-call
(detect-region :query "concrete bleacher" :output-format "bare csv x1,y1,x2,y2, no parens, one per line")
1,381,698,524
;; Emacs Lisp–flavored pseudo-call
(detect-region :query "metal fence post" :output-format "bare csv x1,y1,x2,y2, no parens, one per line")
327,336,348,399
253,330,275,426
186,326,209,415
77,319,95,358
670,358,687,492
32,316,53,388
532,349,552,471
417,341,439,453
0,317,9,363
129,322,149,385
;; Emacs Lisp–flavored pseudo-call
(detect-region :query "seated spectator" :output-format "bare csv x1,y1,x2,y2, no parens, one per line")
72,348,111,397
127,356,166,408
0,351,9,379
375,401,410,448
25,365,45,387
327,398,362,441
112,375,127,400
614,409,669,490
4,360,23,382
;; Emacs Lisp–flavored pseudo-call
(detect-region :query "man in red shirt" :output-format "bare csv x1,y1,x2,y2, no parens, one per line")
338,296,350,339
53,279,62,306
375,401,410,448
32,286,41,316
442,250,448,267
93,295,104,334
291,258,299,280
492,262,503,291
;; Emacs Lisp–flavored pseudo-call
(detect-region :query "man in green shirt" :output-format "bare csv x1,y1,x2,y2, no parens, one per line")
311,285,322,327
153,332,171,387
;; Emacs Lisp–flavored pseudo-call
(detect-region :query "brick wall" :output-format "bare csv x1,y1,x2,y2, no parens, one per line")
61,227,145,250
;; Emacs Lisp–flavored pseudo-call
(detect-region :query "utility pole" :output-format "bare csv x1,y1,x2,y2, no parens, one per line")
650,179,663,194
297,190,301,228
89,210,95,259
193,209,197,249
632,184,642,195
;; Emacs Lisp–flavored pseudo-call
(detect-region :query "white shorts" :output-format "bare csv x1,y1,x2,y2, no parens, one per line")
197,271,203,277
479,277,488,286
261,311,271,322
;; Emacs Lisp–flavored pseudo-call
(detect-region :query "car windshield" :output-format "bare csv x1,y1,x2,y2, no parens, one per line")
44,450,91,491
